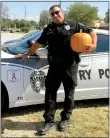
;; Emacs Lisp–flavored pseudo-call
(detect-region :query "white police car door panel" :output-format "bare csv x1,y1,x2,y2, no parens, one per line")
73,54,93,100
23,56,48,101
90,33,109,98
1,59,25,103
90,53,109,96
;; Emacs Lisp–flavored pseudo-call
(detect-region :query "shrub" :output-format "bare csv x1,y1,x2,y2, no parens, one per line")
10,30,14,33
20,27,30,33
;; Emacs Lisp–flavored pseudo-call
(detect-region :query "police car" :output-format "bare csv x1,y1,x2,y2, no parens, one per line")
1,29,109,111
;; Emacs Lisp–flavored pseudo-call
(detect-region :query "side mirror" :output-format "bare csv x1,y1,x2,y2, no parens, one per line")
35,48,48,57
27,40,35,48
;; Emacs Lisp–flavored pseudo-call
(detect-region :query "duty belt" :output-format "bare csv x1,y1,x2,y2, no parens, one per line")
48,55,77,63
48,55,63,63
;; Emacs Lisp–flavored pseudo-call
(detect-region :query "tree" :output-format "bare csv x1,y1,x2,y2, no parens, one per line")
13,19,20,28
104,9,109,24
66,4,99,26
29,20,39,29
1,3,9,20
30,20,37,26
1,3,9,29
39,10,49,27
19,19,26,28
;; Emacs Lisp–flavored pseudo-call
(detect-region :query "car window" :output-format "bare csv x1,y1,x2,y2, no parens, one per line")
95,34,109,53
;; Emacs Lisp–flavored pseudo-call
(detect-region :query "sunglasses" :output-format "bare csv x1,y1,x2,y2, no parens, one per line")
50,10,61,17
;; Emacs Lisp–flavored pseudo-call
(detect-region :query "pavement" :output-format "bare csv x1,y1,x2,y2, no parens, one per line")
1,32,25,44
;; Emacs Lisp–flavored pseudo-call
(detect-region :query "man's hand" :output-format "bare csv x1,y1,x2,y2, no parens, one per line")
15,53,28,60
83,44,96,53
15,42,41,59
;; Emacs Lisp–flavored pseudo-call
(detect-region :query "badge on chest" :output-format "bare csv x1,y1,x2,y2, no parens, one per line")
64,25,70,30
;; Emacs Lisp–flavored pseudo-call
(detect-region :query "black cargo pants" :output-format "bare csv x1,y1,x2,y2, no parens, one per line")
43,56,78,123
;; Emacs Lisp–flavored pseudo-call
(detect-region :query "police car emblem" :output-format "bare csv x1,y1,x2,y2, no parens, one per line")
30,71,46,93
65,25,70,30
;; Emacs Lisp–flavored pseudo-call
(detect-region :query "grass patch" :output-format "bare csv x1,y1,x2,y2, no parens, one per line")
1,99,108,137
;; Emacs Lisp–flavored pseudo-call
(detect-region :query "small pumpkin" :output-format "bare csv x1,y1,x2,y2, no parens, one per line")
70,30,92,52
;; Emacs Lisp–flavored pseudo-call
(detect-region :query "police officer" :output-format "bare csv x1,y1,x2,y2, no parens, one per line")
16,5,97,135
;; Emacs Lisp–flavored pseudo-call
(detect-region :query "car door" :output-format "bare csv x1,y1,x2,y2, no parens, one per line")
23,53,49,103
90,33,109,98
73,54,93,100
24,53,93,102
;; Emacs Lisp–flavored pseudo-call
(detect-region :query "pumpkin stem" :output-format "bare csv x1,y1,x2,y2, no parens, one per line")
80,29,82,33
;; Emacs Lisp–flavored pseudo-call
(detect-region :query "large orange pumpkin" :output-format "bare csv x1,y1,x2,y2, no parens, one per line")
70,32,92,52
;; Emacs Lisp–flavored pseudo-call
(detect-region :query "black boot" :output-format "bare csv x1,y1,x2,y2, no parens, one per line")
39,122,54,135
57,120,68,131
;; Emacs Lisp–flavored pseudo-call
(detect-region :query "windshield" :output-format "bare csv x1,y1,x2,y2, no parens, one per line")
8,32,41,54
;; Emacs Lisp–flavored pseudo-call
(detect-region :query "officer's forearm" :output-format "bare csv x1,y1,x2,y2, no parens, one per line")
89,31,97,47
26,42,41,56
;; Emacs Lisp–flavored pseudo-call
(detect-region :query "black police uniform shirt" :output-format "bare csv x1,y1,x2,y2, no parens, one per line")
36,21,93,58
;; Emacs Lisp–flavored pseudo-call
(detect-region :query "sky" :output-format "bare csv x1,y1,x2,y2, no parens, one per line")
2,1,109,22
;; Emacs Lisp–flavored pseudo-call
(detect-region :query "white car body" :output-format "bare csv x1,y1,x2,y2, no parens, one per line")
1,29,109,110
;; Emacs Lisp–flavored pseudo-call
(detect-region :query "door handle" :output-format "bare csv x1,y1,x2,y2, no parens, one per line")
79,63,89,67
